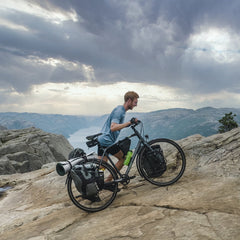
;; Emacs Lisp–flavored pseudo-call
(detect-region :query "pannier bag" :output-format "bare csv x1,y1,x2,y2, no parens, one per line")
68,148,85,159
142,145,166,178
70,162,104,201
118,137,131,156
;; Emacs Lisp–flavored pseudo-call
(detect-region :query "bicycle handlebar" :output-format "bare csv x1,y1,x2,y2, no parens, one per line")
129,118,141,127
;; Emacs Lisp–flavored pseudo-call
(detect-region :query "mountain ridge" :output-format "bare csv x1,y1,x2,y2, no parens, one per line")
0,107,239,141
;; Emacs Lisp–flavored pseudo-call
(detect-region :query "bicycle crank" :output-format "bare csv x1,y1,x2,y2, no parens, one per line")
121,174,136,185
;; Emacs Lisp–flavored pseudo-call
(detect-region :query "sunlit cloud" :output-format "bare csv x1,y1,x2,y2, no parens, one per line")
25,56,79,69
0,0,78,24
187,28,240,63
0,82,192,115
0,17,29,31
1,81,239,115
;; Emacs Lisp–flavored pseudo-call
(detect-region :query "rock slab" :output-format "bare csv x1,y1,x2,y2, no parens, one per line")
0,128,239,240
0,127,73,174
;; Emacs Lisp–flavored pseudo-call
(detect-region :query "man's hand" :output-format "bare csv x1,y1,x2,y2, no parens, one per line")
130,117,138,124
110,118,139,132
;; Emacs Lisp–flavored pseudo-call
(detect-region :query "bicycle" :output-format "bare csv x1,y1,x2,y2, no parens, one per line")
65,120,186,212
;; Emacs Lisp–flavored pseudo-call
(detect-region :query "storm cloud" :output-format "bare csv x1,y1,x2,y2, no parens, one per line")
0,0,240,114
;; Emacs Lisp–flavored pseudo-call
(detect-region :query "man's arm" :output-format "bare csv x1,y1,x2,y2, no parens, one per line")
110,121,131,132
110,117,138,132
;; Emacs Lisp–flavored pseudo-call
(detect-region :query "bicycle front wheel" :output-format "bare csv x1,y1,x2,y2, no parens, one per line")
137,138,186,186
67,158,118,212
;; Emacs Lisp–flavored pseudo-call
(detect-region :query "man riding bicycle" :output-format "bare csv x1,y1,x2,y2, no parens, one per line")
97,91,139,181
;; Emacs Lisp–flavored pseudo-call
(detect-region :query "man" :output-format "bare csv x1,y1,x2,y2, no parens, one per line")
98,91,139,180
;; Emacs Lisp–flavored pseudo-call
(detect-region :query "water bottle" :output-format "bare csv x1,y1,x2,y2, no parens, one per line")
124,150,133,166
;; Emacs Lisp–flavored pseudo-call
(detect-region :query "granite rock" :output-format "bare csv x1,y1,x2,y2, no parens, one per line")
0,127,73,174
0,128,239,240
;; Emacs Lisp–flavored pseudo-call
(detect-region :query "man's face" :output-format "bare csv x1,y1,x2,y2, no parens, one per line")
127,98,138,110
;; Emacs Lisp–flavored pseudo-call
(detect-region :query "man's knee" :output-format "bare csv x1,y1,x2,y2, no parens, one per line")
114,150,125,161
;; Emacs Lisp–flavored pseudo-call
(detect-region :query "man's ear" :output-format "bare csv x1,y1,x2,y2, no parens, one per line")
126,98,132,105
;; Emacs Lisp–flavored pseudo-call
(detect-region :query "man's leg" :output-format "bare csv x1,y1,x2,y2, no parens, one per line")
105,150,124,182
113,150,125,171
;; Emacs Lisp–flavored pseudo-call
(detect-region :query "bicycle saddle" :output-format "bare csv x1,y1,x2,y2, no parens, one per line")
86,133,102,141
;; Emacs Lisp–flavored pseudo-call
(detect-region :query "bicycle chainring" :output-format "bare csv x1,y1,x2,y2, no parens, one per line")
122,174,130,185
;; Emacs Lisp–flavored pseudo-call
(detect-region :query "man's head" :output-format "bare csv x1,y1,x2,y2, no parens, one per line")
124,91,139,111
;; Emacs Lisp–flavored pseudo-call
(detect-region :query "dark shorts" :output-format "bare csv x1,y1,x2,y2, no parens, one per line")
98,143,121,156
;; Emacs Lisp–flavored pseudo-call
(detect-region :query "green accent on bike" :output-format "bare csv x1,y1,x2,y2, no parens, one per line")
124,150,133,166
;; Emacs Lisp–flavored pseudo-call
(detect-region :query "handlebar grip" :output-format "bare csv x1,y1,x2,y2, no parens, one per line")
130,118,141,126
130,117,136,124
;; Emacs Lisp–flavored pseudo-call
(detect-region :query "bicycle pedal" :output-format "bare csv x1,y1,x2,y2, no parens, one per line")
129,176,136,179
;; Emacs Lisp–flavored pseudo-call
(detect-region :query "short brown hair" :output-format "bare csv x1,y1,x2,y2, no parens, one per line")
124,91,139,102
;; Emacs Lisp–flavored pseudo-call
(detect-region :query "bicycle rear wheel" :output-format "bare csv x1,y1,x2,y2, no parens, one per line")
67,158,118,212
137,138,186,186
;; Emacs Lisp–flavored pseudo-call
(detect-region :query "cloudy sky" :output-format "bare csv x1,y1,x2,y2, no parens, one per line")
0,0,240,115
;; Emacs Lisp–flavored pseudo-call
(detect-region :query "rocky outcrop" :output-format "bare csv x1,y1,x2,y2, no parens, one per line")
0,128,239,240
0,127,73,174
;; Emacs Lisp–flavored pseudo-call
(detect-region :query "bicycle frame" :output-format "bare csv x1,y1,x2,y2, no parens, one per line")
99,123,153,183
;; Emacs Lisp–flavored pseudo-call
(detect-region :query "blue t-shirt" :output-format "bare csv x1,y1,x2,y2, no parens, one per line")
98,105,126,147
